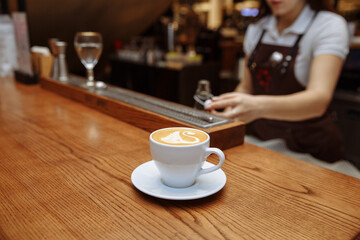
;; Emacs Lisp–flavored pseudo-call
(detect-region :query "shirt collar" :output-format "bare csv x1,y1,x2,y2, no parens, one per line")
263,4,315,38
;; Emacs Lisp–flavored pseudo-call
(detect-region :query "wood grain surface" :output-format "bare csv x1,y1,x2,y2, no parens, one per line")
1,78,360,240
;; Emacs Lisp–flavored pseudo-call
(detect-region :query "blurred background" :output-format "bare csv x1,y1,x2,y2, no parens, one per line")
1,0,360,165
2,0,359,85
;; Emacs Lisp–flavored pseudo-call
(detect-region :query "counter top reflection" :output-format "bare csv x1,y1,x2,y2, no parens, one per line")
0,77,359,239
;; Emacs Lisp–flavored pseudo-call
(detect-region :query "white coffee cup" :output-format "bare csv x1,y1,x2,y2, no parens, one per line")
150,127,225,188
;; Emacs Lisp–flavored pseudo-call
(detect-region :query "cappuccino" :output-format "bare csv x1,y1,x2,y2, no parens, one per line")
150,127,225,188
151,127,208,146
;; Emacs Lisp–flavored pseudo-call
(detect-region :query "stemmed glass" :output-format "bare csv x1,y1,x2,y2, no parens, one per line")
74,32,106,89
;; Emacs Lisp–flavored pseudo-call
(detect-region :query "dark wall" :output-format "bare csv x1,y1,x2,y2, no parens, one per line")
22,0,172,78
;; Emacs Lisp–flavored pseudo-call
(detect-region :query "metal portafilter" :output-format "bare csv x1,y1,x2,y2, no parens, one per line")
194,79,214,113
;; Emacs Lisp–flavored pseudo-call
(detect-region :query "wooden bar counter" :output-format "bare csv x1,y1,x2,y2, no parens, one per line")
0,77,359,240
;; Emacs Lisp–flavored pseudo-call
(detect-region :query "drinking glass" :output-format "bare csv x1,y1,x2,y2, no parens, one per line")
74,32,106,89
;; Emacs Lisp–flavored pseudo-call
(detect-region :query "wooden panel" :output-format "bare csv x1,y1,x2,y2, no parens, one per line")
39,76,245,149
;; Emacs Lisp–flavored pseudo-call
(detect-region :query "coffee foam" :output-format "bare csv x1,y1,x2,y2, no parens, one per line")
152,128,208,146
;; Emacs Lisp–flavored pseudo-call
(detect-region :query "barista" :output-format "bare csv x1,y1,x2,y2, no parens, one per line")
205,0,350,162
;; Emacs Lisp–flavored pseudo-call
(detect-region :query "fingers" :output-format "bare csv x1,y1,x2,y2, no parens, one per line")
205,93,241,110
212,92,240,101
210,109,228,118
208,92,255,123
207,98,237,110
210,107,238,119
218,92,242,98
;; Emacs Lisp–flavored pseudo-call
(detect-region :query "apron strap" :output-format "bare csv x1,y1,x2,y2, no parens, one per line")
247,29,266,70
247,11,319,73
280,11,318,74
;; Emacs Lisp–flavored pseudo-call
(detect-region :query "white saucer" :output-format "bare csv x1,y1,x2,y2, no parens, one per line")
131,161,226,200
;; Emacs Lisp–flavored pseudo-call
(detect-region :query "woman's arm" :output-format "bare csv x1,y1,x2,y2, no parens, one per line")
206,54,344,123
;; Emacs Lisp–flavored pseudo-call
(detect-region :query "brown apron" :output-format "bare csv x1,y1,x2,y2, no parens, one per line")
247,14,344,162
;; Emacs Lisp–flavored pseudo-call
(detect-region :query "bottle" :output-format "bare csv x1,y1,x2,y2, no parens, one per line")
194,79,213,110
55,41,68,82
48,38,59,80
0,0,18,77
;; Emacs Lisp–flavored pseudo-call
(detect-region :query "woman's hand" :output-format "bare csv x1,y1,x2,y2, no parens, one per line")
205,92,261,123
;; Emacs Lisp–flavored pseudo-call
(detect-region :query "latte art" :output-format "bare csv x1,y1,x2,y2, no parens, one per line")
151,128,208,146
161,131,200,144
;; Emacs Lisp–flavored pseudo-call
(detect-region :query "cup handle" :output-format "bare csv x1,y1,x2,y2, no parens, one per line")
198,148,225,176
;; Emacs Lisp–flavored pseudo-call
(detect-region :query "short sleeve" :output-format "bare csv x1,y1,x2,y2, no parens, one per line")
243,19,265,56
243,24,256,55
312,13,349,59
